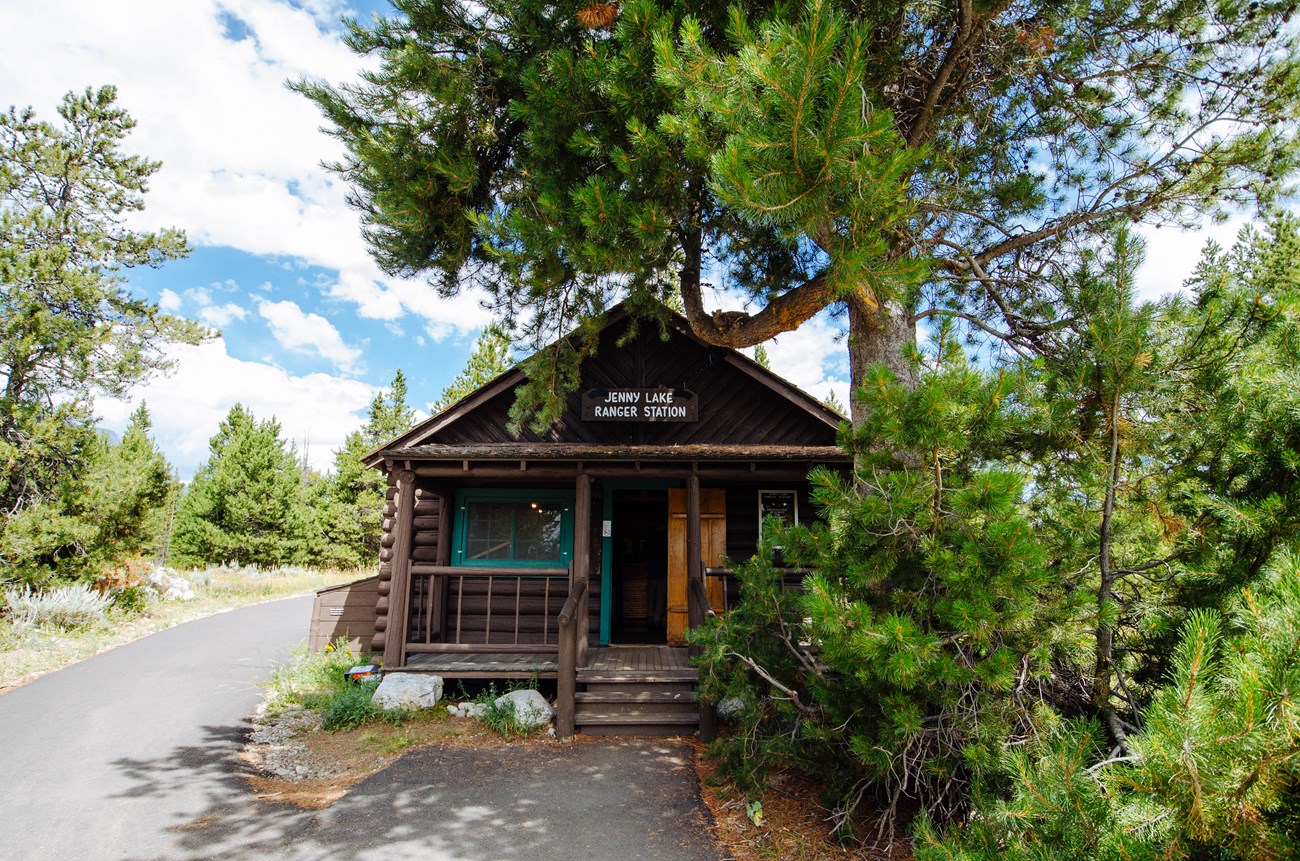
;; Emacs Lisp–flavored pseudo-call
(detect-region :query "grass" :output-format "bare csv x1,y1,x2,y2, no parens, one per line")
0,566,363,691
265,640,415,732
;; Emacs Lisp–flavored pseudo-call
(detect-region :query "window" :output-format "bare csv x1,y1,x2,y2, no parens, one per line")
452,490,574,568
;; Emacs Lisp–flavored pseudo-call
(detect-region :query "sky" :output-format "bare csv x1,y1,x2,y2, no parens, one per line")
0,0,1251,480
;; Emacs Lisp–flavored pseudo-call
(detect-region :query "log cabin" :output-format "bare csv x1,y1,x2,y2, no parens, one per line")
348,304,850,739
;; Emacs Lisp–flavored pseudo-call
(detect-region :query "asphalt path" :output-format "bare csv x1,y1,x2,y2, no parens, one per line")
0,596,312,861
0,597,723,861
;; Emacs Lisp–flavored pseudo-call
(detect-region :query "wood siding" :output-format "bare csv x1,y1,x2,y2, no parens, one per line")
310,576,379,652
430,320,837,448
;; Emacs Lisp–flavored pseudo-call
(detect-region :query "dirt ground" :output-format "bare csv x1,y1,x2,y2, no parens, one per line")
242,708,912,859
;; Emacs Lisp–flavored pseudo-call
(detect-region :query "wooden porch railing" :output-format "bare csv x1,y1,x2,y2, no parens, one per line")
404,564,570,653
555,578,588,741
704,566,812,612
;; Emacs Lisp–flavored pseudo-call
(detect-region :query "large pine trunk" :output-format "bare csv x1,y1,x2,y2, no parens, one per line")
847,297,918,428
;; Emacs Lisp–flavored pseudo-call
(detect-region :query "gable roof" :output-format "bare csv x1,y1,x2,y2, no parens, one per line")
367,303,846,467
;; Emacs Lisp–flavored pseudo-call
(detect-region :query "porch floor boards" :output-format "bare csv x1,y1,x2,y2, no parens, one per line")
403,651,559,679
585,645,693,675
397,645,693,680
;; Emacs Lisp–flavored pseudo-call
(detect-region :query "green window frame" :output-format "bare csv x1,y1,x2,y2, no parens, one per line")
450,489,575,569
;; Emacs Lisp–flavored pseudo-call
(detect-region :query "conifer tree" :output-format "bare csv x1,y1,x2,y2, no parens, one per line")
172,404,314,567
752,343,771,370
1,87,204,523
916,550,1300,860
298,0,1299,430
315,370,418,566
695,327,1078,833
696,220,1300,840
0,403,179,583
822,389,845,416
80,403,178,564
433,324,513,411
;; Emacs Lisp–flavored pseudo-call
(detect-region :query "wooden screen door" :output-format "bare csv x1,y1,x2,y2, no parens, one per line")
666,488,726,645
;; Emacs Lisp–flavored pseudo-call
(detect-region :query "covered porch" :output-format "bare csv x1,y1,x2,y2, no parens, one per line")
376,446,840,738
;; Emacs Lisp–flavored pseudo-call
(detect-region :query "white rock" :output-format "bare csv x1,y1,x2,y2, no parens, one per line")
493,689,554,730
145,567,196,601
717,696,747,720
372,673,444,711
450,701,485,719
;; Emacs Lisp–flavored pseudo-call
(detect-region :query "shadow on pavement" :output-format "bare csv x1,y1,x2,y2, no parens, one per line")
109,722,315,860
113,732,721,861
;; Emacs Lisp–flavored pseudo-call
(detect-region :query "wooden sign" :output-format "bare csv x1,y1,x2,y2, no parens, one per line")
582,388,698,422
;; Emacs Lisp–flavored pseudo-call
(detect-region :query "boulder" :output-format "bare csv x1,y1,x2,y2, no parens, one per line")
145,567,196,601
717,696,747,721
494,689,554,730
372,673,444,711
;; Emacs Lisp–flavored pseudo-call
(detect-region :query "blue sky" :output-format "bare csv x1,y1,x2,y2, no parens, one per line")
0,0,1247,480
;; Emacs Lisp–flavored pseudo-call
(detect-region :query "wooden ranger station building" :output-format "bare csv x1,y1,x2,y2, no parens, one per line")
322,304,850,739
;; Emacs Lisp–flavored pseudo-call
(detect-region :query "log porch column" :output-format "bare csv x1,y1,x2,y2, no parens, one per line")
382,468,417,669
686,472,703,630
685,471,719,741
574,471,592,665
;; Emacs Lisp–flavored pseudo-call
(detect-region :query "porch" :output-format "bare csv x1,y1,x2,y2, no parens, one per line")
403,644,693,680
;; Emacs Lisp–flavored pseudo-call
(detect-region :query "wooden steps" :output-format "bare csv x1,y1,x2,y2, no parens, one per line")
574,665,701,737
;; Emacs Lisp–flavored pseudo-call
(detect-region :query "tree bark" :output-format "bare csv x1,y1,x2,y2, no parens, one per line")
848,294,918,427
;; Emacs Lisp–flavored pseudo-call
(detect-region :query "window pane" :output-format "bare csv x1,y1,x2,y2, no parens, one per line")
514,501,563,560
466,502,513,560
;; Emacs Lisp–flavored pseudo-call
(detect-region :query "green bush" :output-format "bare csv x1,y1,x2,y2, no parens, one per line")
478,693,523,738
915,550,1300,861
109,585,152,615
265,639,363,714
265,640,412,732
320,680,381,731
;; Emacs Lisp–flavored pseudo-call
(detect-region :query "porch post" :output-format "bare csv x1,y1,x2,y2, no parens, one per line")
686,472,703,630
574,471,592,665
685,471,718,741
382,469,417,669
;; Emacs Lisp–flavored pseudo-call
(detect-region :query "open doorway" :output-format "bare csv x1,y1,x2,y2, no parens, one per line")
611,489,668,644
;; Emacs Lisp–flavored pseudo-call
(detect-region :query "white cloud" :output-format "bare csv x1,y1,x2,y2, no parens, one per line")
158,288,183,312
1134,216,1248,302
761,315,851,408
256,297,363,373
97,337,379,480
0,0,488,338
198,303,249,327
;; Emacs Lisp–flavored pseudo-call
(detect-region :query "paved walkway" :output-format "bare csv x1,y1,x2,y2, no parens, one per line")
0,597,722,861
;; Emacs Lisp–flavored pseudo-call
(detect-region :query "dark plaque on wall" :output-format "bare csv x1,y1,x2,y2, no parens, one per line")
581,388,699,422
758,490,799,537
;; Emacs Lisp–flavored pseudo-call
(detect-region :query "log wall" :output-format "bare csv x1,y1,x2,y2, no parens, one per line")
371,476,399,655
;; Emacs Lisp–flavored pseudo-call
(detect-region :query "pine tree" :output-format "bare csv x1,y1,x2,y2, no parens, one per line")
823,389,845,416
0,403,179,583
80,403,178,565
172,404,314,567
314,370,418,566
1,87,204,524
434,324,513,411
298,0,1300,431
752,343,771,370
697,221,1300,841
695,327,1075,833
916,550,1300,861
